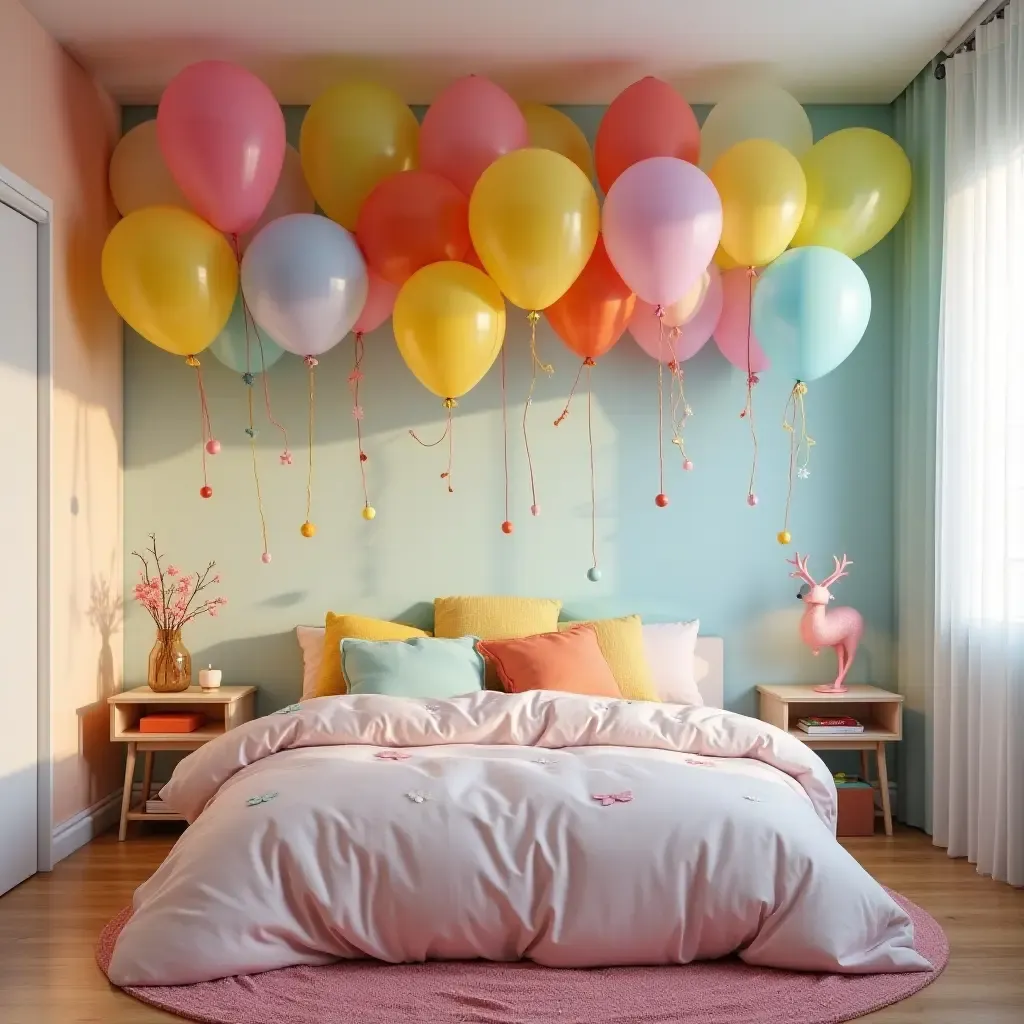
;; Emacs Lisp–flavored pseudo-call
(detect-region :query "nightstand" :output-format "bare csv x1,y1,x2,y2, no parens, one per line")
755,683,903,836
108,685,256,840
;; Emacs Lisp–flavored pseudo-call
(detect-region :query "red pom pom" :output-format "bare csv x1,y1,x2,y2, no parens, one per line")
200,485,213,499
655,493,669,508
359,451,368,463
501,521,514,535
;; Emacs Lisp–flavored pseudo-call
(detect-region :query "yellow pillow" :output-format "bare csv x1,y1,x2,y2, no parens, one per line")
558,614,659,701
433,596,562,640
314,613,431,697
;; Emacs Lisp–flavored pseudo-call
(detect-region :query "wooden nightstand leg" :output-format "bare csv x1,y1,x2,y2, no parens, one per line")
875,742,892,837
860,750,871,783
141,751,155,804
118,743,137,842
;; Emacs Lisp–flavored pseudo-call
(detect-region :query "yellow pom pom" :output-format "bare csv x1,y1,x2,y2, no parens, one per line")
300,521,316,538
777,530,792,545
362,506,376,521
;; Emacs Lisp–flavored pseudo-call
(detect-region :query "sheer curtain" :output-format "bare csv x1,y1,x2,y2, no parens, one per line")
934,0,1024,886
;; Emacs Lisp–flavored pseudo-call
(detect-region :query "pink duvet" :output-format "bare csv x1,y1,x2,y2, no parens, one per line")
107,691,930,985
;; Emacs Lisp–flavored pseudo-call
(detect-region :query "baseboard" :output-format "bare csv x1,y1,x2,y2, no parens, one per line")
50,780,173,865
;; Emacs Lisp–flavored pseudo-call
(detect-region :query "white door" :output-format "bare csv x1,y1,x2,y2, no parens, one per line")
0,198,38,895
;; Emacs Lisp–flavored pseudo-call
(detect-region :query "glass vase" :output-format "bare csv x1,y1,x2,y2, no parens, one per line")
147,628,192,692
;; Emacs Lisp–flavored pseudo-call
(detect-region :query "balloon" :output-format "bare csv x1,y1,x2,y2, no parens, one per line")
595,77,700,192
469,149,599,311
713,245,741,271
352,270,399,335
240,214,369,357
699,85,813,172
602,157,722,307
157,61,286,235
520,103,594,179
108,120,189,216
713,268,770,373
393,262,506,399
545,237,635,360
709,139,806,267
752,246,872,381
209,293,286,374
300,81,418,230
791,128,912,258
630,267,723,364
420,76,528,196
101,206,237,357
238,146,315,253
356,171,470,286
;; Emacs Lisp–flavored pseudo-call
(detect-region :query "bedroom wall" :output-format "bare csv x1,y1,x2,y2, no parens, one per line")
122,103,895,726
0,0,123,827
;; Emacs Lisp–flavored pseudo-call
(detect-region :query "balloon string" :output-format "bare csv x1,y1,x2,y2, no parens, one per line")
668,360,692,463
501,344,510,524
587,361,598,572
247,387,270,559
409,399,456,493
186,356,212,488
349,332,370,510
655,308,666,498
554,358,592,427
523,310,550,512
741,267,760,503
781,382,812,536
304,357,317,524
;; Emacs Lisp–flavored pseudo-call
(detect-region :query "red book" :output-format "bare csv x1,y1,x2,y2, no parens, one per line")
802,716,860,726
139,713,205,734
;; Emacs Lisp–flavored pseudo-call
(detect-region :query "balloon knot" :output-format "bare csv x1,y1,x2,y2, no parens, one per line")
185,355,200,368
355,331,364,342
794,381,808,396
746,266,758,279
667,360,678,373
583,357,595,367
443,397,457,409
747,373,760,387
526,310,541,325
654,305,665,319
304,355,319,368
668,326,681,340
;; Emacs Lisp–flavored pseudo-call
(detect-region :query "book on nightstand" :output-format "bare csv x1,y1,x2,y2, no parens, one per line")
797,716,864,735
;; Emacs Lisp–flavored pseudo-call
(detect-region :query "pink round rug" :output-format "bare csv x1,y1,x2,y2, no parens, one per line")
97,889,947,1024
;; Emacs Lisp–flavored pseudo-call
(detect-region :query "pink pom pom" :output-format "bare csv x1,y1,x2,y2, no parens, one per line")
205,439,221,455
747,493,759,507
530,504,540,517
261,552,272,564
682,459,693,472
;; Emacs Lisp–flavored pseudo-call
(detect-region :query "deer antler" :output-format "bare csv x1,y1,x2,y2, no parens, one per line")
786,553,817,586
821,554,853,588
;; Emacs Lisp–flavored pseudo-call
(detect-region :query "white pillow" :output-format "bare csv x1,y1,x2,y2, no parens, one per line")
296,626,326,700
642,620,702,706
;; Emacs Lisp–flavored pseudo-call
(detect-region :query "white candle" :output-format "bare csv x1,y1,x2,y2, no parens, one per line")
199,665,222,690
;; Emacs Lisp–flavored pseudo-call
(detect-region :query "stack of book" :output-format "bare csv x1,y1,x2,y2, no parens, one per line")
797,715,864,735
145,798,170,814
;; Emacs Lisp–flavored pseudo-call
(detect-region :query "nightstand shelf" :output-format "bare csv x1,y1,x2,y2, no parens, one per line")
757,683,903,836
108,685,256,840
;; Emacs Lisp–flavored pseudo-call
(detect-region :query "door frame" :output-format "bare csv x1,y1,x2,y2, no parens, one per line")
0,163,54,872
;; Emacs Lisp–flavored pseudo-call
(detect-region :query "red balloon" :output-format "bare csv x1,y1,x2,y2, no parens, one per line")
419,76,528,196
356,171,471,286
545,238,636,360
595,77,700,193
352,270,399,335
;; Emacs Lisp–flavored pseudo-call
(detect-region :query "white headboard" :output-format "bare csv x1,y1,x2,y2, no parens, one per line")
695,637,724,709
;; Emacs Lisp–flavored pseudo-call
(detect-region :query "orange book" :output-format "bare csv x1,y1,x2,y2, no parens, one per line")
138,713,205,734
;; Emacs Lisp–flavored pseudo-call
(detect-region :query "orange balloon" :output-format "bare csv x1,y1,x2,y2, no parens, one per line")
545,237,636,360
356,170,470,286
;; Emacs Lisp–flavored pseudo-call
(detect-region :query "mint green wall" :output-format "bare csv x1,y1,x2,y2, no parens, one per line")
123,104,895,729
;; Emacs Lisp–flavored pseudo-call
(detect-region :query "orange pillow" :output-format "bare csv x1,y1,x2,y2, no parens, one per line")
477,624,621,698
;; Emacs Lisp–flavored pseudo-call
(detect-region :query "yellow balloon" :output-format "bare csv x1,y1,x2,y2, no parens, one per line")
101,206,238,357
393,262,506,399
791,128,912,258
300,81,419,230
710,139,806,267
713,245,740,271
108,120,190,217
520,103,594,180
469,148,600,311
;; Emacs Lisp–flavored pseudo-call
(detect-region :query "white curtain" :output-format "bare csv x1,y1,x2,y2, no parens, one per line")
934,0,1024,886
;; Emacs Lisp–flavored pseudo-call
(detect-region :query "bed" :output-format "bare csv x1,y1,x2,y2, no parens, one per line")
106,636,930,986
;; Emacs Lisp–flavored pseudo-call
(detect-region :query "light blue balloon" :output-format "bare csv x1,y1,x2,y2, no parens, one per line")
751,247,872,382
208,293,286,375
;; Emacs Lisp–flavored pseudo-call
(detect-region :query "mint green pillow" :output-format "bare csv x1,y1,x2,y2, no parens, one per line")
340,635,484,699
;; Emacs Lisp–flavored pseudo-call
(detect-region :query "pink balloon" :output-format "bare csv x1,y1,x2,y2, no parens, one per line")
352,270,399,335
158,61,286,236
631,266,723,364
419,76,528,196
713,268,771,373
602,157,722,308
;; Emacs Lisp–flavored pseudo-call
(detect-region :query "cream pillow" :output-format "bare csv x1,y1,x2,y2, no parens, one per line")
641,620,702,705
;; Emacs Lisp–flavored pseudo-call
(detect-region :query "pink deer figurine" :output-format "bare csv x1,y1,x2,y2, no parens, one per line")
786,553,864,694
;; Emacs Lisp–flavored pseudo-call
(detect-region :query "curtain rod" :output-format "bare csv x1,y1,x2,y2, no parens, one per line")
934,0,1009,78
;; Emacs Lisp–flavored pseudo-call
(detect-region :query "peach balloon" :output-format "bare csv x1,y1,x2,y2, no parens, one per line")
713,268,770,373
109,120,189,217
238,146,315,253
630,267,722,364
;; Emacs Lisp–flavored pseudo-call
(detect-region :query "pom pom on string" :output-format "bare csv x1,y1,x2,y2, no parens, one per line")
261,552,273,564
409,399,456,494
206,439,221,455
531,504,540,517
683,459,694,472
301,355,319,534
587,567,602,583
522,309,552,516
501,521,514,535
200,485,213,499
653,305,668,506
362,505,376,521
300,520,316,538
187,354,216,500
777,530,792,546
655,493,669,508
741,267,761,507
780,381,813,546
747,492,759,506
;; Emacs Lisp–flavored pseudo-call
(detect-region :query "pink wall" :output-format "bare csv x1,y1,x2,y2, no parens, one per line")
0,0,123,826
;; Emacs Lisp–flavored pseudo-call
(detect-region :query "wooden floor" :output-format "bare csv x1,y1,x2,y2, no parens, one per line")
0,826,1020,1024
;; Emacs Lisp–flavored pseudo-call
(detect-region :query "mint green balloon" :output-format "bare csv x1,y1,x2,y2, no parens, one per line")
209,293,286,375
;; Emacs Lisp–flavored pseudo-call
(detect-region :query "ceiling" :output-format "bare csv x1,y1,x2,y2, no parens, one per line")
23,0,979,105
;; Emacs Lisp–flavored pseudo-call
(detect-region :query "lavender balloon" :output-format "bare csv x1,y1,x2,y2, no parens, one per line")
241,214,368,358
602,157,722,308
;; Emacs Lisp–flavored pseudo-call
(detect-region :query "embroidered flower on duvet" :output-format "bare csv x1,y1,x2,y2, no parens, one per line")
375,750,411,761
532,757,556,766
591,791,633,807
744,795,763,802
685,758,714,767
405,790,429,804
273,704,301,715
424,704,442,717
246,792,279,807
